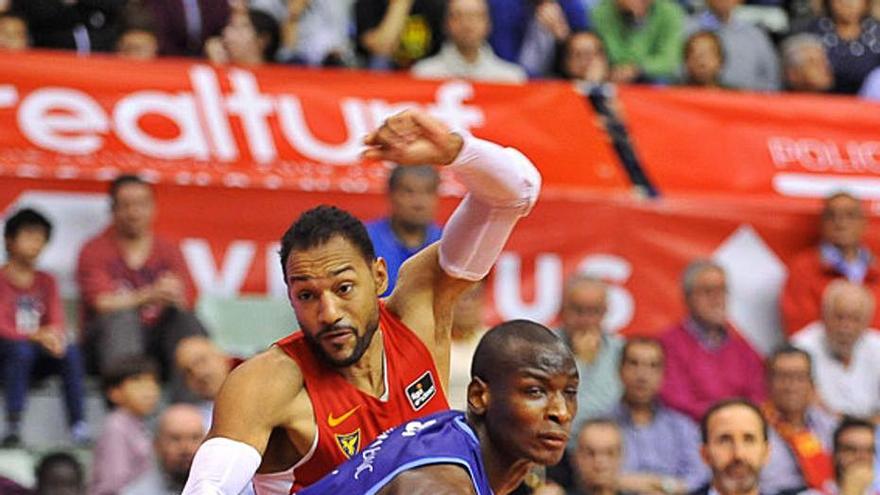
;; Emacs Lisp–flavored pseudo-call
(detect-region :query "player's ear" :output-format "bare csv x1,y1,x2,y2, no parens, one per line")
373,257,388,296
467,377,489,415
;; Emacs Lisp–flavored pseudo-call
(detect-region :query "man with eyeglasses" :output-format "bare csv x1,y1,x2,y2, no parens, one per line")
782,191,880,336
759,345,837,495
801,418,878,495
657,260,765,422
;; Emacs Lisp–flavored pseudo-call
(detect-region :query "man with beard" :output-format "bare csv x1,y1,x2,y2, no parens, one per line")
123,404,205,495
693,399,770,495
182,108,542,494
295,319,578,495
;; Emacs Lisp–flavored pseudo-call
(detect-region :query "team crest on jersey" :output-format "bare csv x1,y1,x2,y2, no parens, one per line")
335,429,361,458
405,371,437,411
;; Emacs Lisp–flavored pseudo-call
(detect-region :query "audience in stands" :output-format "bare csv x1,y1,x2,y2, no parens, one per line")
804,0,880,94
412,0,526,82
275,0,356,66
144,0,230,56
658,260,766,422
558,275,623,431
90,356,161,495
793,280,880,419
174,335,236,431
685,0,781,90
121,403,205,495
76,175,207,388
609,338,709,494
782,191,880,335
487,0,588,77
694,399,771,495
205,7,280,66
565,419,626,495
35,451,86,495
115,3,159,61
0,10,27,50
808,418,878,495
366,164,442,296
780,33,836,92
681,30,727,87
13,0,125,53
591,0,686,83
0,208,88,448
860,65,880,99
759,345,837,495
557,31,610,84
447,282,488,411
356,0,446,69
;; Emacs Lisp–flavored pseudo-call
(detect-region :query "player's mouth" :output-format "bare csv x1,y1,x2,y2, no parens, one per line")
537,431,568,450
322,328,355,345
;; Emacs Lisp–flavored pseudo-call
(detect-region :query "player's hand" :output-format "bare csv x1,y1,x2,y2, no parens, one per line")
362,110,464,166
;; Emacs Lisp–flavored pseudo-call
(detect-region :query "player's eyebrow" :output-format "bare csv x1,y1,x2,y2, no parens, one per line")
289,265,355,282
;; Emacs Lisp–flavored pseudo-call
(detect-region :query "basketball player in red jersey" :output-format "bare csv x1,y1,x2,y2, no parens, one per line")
182,109,542,494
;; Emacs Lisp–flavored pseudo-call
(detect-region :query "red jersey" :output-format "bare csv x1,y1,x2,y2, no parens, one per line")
0,269,64,341
275,301,449,491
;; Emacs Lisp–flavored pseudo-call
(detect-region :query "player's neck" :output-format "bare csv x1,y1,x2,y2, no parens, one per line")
471,421,533,494
339,329,386,398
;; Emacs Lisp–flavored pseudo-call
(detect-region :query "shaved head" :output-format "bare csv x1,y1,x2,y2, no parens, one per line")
471,319,573,384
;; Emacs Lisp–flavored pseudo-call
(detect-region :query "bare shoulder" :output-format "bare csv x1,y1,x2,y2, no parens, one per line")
379,464,478,495
209,346,304,446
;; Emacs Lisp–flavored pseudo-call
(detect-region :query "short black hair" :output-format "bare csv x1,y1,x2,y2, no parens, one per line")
471,319,570,384
685,30,725,63
766,343,813,379
387,165,440,193
4,208,52,242
101,355,158,395
700,398,768,444
620,336,664,370
248,8,281,62
35,451,84,488
109,174,152,205
278,205,375,279
833,416,875,452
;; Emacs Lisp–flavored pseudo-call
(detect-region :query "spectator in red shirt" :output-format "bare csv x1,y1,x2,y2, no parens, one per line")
76,175,206,386
0,208,88,448
782,191,880,336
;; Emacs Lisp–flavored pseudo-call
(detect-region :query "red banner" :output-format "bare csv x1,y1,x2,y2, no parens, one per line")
0,51,625,196
618,85,880,201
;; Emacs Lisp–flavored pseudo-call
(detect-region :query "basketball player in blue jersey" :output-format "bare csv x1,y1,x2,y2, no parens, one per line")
295,319,579,495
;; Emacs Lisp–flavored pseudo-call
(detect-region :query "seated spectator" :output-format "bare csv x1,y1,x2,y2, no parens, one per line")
174,336,238,430
34,451,86,495
14,0,125,52
205,7,281,66
782,192,880,335
144,0,230,57
0,208,88,448
366,165,442,296
556,31,610,84
356,0,446,69
658,260,766,422
447,282,488,410
793,280,880,418
487,0,588,77
592,0,686,83
276,0,357,66
802,418,877,495
860,65,880,100
558,275,623,430
412,0,526,82
780,33,835,92
567,419,626,495
76,175,207,387
685,0,781,90
681,30,725,87
115,2,159,61
122,404,205,495
90,356,161,495
804,0,880,94
694,399,771,495
0,11,27,50
759,345,837,494
610,338,709,494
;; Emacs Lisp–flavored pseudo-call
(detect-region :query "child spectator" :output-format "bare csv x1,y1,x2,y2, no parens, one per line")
90,356,161,495
0,208,88,448
0,11,27,51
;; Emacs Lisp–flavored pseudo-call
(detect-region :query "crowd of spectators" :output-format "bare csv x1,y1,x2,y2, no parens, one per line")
1,0,880,97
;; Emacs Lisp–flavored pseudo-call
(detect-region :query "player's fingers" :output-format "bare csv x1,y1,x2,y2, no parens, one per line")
410,111,449,145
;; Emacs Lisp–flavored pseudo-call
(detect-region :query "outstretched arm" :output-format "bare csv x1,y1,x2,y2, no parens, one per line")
379,464,479,495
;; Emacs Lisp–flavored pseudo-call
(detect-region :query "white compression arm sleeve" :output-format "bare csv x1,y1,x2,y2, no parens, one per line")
182,437,262,494
438,133,541,281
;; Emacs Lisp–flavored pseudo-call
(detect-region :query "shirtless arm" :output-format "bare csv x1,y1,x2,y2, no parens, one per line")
182,347,305,494
378,464,478,495
373,110,541,377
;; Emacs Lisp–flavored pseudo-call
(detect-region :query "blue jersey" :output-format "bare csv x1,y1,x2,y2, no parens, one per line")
295,410,492,495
